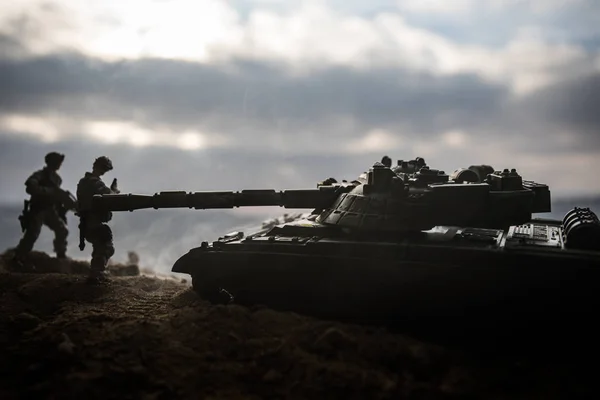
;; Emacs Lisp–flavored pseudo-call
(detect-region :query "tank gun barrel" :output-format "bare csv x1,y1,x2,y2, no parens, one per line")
92,186,350,212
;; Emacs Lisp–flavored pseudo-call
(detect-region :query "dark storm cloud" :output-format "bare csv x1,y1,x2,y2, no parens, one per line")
520,73,600,139
0,34,24,58
3,50,599,153
0,51,509,138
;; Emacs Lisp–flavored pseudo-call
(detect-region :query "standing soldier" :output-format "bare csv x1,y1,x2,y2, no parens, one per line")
14,152,77,266
381,155,392,168
76,156,120,284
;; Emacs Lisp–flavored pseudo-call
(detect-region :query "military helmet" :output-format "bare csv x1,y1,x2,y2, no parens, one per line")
93,156,113,171
44,152,65,167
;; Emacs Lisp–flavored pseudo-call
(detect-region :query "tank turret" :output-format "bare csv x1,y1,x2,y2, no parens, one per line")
92,157,551,231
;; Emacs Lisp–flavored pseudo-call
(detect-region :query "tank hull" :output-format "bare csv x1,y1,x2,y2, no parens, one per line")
172,216,600,339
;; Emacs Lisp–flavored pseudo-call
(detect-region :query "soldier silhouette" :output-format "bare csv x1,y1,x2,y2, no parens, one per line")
76,156,120,284
14,152,77,267
381,155,392,168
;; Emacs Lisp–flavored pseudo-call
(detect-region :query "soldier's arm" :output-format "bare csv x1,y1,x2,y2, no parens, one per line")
94,179,114,195
25,171,56,196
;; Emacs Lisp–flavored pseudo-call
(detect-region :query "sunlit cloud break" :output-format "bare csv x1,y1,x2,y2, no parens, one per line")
2,0,598,95
0,114,231,151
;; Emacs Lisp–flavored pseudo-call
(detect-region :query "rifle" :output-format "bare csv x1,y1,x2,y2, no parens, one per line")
18,200,30,232
56,190,78,223
40,168,78,217
56,189,78,211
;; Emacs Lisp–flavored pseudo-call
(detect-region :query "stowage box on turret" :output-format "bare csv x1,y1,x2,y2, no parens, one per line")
92,157,600,337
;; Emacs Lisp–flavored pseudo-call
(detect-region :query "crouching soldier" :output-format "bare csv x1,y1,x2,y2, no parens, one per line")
14,152,77,266
76,156,120,284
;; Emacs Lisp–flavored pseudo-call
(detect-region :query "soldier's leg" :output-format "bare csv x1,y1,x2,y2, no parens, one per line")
87,224,114,278
43,211,69,258
104,225,115,261
15,211,45,257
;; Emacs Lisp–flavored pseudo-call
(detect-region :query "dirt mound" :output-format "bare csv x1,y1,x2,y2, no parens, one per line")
0,251,597,399
0,249,140,276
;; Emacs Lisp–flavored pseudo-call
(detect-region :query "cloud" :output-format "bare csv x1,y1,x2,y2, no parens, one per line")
397,0,587,15
0,0,243,61
394,0,600,59
519,72,600,138
0,52,512,150
398,0,479,15
1,51,599,154
1,1,597,95
0,0,598,202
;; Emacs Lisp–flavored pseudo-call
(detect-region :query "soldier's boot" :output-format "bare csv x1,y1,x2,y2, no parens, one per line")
54,238,68,259
14,236,35,259
55,246,68,259
86,256,111,284
11,253,26,270
86,273,110,284
13,243,36,272
14,217,43,270
86,270,111,284
11,253,36,272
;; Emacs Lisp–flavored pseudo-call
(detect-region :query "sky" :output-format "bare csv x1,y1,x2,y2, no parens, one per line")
1,0,600,206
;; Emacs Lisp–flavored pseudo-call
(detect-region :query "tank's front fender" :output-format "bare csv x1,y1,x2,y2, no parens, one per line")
172,246,209,274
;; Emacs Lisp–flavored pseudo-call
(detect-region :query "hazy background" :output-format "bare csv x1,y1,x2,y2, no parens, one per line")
1,0,599,273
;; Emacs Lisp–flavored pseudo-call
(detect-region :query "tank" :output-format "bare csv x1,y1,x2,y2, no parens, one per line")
92,157,600,338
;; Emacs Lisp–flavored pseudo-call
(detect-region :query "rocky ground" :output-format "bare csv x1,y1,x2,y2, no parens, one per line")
0,250,597,399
